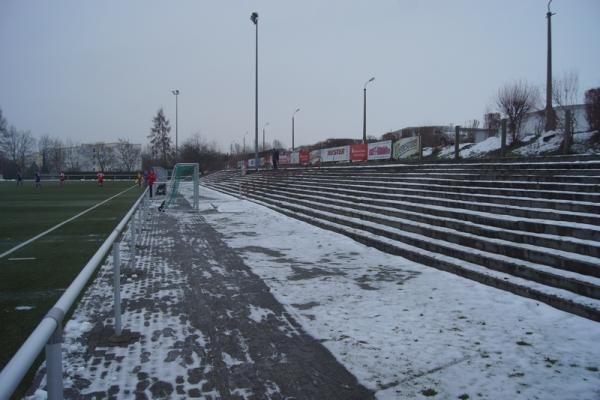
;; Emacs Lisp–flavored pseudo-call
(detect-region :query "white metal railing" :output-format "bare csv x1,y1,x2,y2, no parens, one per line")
0,187,150,400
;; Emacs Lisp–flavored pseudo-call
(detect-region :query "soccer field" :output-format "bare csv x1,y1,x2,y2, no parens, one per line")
0,180,142,377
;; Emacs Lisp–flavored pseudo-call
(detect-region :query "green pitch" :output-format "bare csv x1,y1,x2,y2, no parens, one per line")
0,180,142,388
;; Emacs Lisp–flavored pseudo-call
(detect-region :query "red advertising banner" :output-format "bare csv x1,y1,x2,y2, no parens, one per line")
350,144,368,161
299,150,310,165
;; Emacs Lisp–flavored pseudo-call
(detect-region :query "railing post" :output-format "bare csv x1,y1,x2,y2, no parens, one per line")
454,125,460,160
501,119,507,157
112,241,122,336
44,307,65,400
563,109,572,155
130,211,136,261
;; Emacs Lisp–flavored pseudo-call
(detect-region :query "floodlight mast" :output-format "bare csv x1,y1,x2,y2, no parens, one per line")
292,108,300,151
250,12,259,171
171,89,180,160
363,77,375,144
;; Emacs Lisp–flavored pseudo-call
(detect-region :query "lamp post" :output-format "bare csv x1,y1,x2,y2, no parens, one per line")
292,108,300,151
243,131,248,155
544,0,557,131
171,89,179,160
262,122,270,151
363,77,375,143
250,12,259,170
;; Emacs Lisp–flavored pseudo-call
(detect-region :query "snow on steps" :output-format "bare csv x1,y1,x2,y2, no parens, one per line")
203,181,600,322
235,182,600,259
224,185,600,298
201,162,600,321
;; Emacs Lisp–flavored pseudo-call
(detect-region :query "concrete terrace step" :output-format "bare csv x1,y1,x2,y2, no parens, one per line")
306,170,600,184
281,174,600,202
284,177,600,213
236,177,600,225
216,184,600,297
203,182,600,322
297,172,600,193
221,181,600,259
216,178,600,241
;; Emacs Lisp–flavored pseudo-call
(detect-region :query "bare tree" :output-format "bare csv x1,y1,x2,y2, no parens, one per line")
93,143,116,171
49,138,65,172
272,139,285,149
0,108,7,158
64,139,81,171
116,138,141,171
553,70,580,107
496,80,541,143
38,134,53,172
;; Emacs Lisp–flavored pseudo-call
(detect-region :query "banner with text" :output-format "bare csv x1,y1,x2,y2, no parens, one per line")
279,152,291,165
350,144,368,161
393,136,420,159
309,149,321,165
368,140,392,160
299,150,310,165
321,145,350,163
291,151,300,164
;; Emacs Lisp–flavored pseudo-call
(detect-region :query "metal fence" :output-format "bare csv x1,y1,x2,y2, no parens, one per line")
0,187,150,400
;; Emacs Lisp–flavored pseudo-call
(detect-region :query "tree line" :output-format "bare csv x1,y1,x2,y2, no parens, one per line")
0,109,141,179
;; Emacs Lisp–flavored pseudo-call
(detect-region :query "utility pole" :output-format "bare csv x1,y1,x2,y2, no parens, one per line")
363,77,375,143
250,12,259,171
544,0,557,131
292,108,300,151
171,90,180,160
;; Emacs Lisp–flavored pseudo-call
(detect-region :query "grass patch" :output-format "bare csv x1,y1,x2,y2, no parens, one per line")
421,388,438,397
458,394,470,400
0,181,141,395
586,366,598,372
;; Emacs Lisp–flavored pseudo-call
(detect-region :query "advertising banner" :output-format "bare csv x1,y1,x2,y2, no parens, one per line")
299,150,310,165
248,158,255,168
350,144,368,161
291,151,300,164
368,140,392,160
309,149,321,165
279,152,291,165
321,145,350,163
393,136,420,159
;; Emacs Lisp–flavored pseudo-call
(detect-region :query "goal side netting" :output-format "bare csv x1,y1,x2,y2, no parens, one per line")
165,163,199,210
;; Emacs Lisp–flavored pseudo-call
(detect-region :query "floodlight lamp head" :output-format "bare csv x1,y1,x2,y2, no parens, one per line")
250,12,259,24
172,90,179,95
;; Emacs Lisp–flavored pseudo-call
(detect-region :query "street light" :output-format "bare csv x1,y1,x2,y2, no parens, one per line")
171,89,180,159
544,0,557,131
292,108,300,151
250,12,259,170
363,77,375,144
262,122,270,151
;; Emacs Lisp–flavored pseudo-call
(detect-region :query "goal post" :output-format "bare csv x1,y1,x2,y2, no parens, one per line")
165,163,199,210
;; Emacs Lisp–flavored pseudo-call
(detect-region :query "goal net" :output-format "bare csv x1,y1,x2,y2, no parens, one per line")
164,163,199,210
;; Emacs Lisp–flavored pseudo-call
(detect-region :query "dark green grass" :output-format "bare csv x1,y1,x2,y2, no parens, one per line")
0,180,142,394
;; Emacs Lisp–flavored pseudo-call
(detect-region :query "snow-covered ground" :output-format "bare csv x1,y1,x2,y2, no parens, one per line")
185,184,600,400
425,130,598,160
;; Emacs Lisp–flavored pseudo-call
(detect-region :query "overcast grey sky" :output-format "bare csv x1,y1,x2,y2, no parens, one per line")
1,0,599,151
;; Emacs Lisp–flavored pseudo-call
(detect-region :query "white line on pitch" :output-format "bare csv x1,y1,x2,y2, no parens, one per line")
8,257,37,261
0,185,137,260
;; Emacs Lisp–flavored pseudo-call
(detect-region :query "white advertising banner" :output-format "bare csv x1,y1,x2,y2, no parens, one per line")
291,151,300,164
321,145,350,163
368,140,392,160
309,149,321,165
248,158,255,168
393,136,420,159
